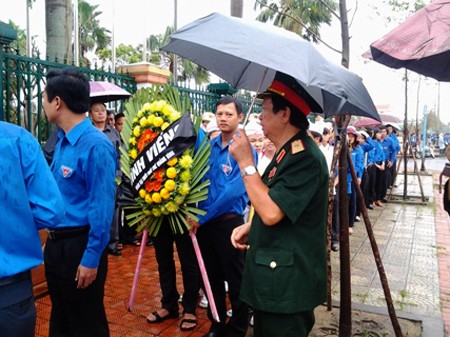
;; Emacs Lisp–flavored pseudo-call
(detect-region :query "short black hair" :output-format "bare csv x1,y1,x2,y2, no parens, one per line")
115,112,125,122
310,130,323,142
215,96,243,115
45,68,90,114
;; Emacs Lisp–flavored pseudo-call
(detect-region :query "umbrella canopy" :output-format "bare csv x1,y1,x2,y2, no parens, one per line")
365,0,450,81
162,12,380,121
89,81,132,103
352,114,402,128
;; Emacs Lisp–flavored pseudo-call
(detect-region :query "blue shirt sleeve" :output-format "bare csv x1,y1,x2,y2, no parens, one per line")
0,123,65,277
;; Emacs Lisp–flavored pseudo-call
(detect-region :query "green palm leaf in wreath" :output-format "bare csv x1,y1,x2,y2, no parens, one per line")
120,84,210,236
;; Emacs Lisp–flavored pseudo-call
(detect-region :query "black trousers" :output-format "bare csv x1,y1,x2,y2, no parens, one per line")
196,214,249,337
152,221,200,315
331,196,339,244
367,164,376,204
381,160,391,199
0,272,35,337
44,232,109,337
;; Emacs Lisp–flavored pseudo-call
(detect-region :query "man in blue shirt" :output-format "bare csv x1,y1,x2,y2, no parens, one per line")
42,68,117,337
189,96,257,337
380,126,396,202
386,123,401,189
0,122,64,337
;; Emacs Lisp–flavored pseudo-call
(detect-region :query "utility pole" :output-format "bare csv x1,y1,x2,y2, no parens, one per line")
173,0,178,84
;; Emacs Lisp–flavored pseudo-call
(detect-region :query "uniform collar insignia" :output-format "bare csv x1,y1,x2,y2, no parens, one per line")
276,149,286,164
291,139,305,154
268,167,277,179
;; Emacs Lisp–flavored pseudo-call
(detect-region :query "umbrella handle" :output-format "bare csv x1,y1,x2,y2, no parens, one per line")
243,68,268,125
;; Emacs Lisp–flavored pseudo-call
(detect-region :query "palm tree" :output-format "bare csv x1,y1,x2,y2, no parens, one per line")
78,0,111,66
254,0,337,42
45,0,71,62
147,26,209,84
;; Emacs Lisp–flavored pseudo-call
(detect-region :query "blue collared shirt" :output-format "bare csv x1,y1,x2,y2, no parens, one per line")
381,137,396,163
51,118,117,268
0,122,65,277
367,140,386,164
389,133,401,158
198,134,257,225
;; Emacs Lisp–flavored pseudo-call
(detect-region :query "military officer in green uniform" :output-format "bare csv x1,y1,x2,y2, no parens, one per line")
230,72,329,337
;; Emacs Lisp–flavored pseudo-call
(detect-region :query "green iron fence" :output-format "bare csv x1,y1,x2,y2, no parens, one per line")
0,49,137,143
1,49,262,144
175,81,262,117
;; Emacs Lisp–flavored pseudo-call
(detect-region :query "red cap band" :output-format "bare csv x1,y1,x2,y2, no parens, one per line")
267,80,311,116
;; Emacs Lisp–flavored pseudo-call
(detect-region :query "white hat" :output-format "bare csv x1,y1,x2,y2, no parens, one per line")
202,112,215,122
245,121,263,136
206,119,220,133
359,130,370,139
248,113,260,122
309,122,324,134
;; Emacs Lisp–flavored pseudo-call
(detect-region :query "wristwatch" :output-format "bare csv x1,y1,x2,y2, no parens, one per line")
240,165,257,177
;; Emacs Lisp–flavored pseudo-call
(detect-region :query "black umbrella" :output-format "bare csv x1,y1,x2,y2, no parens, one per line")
162,12,379,121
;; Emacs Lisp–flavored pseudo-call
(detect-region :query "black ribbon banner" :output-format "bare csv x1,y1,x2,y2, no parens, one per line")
130,112,197,192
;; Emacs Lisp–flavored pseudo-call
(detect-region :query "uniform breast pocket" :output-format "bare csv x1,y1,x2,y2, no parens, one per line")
254,248,296,300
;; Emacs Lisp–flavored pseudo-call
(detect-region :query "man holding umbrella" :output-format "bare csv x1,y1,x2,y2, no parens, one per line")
230,73,328,337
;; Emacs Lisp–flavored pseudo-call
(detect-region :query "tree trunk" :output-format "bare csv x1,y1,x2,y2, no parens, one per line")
46,0,71,63
338,1,352,336
230,0,243,18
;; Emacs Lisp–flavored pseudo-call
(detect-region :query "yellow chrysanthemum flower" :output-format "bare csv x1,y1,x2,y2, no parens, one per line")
180,170,191,182
170,111,181,120
166,201,178,213
160,188,171,200
143,209,152,215
146,115,155,125
167,158,178,166
139,116,148,127
152,208,161,217
161,122,170,131
139,189,147,198
145,194,153,204
164,179,176,191
174,195,185,205
130,149,137,159
152,192,162,203
179,155,194,169
178,183,190,196
154,100,165,111
137,111,143,118
142,102,151,110
162,104,175,117
133,126,141,137
161,207,169,215
133,117,138,123
129,137,137,146
153,116,164,128
166,167,177,179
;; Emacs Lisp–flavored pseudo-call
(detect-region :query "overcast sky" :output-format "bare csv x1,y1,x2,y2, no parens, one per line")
1,0,448,124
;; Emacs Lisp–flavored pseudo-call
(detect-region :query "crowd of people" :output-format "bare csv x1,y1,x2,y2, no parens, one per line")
2,67,402,337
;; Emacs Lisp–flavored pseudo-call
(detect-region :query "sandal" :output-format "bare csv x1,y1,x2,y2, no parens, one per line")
146,309,179,324
179,315,197,331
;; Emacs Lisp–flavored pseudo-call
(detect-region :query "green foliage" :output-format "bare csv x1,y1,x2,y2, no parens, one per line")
254,0,338,42
120,84,210,236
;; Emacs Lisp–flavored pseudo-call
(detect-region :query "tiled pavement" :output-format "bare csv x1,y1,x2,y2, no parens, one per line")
35,168,450,336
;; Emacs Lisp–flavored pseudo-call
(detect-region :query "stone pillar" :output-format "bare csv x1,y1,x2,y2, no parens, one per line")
117,62,171,88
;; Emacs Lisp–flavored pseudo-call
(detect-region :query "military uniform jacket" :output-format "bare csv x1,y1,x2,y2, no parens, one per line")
240,130,329,314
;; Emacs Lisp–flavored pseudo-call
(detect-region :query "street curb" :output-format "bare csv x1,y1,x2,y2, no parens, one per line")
331,301,444,337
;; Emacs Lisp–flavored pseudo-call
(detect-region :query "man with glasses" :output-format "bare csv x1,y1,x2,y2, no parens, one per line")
189,96,257,337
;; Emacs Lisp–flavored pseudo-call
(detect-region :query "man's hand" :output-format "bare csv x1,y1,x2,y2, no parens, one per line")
387,161,393,168
76,265,98,289
187,216,200,234
231,222,251,251
229,129,255,167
